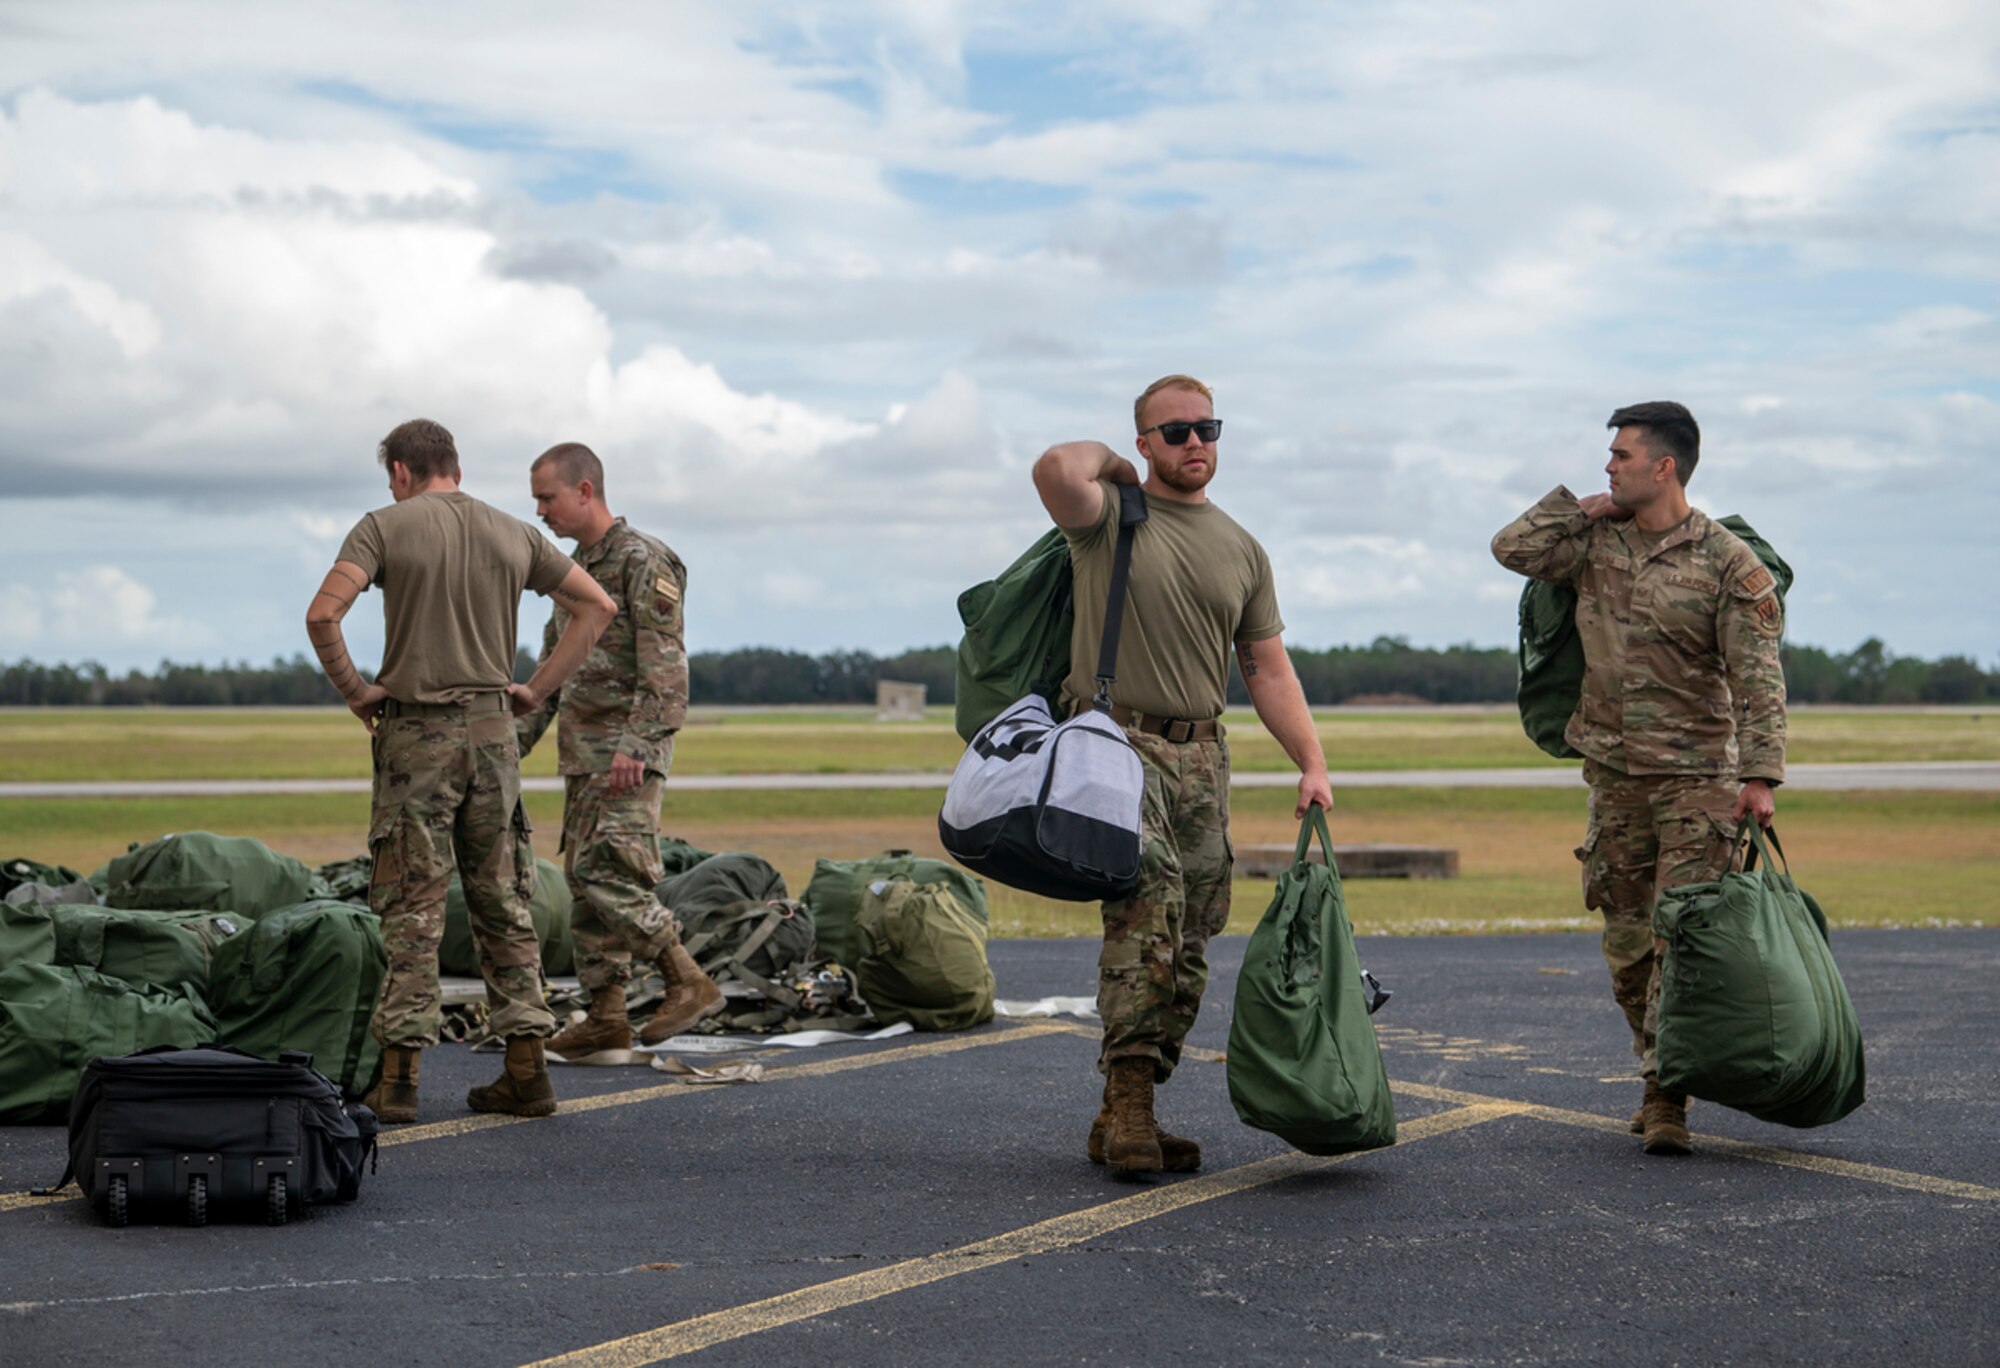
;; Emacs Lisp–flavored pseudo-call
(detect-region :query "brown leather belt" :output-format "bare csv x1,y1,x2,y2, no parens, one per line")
1102,703,1220,743
380,692,508,720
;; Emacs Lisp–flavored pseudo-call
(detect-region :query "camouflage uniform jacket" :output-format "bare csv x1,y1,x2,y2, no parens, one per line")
516,518,688,776
1492,485,1787,782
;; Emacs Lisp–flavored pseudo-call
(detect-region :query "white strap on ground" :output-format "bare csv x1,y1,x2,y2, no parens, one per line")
994,997,1099,1019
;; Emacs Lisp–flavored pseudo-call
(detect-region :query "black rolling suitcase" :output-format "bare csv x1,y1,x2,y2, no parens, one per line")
37,1044,379,1226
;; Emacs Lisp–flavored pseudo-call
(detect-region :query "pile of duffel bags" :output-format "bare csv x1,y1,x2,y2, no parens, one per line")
1,833,385,1122
652,844,996,1032
0,834,1001,1124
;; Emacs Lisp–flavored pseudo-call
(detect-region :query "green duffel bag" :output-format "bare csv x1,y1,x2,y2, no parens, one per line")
682,897,817,991
853,879,995,1032
441,857,575,978
1653,822,1865,1128
0,901,58,968
954,528,1076,743
207,900,387,1099
1,857,85,899
1227,807,1397,1155
0,964,216,1124
1516,514,1793,758
657,852,788,926
658,836,717,878
803,850,989,964
103,832,330,918
51,907,246,996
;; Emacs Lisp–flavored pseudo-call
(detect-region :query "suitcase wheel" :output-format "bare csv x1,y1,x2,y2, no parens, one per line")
106,1175,128,1229
267,1175,288,1227
187,1175,207,1228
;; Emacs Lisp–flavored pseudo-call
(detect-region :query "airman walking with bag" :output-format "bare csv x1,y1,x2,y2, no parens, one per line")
1033,375,1332,1175
1491,401,1788,1155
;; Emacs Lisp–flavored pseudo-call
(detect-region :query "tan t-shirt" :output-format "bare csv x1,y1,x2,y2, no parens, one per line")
337,491,574,705
1061,479,1284,720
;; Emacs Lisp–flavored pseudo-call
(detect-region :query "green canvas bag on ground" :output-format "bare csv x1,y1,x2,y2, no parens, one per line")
0,964,215,1124
1653,822,1865,1128
657,837,717,878
1516,514,1794,758
51,907,245,996
207,900,387,1099
803,850,990,964
953,528,1076,743
442,857,575,978
103,832,330,918
1227,807,1397,1156
0,901,58,968
1,857,85,899
853,879,995,1032
656,852,788,925
681,897,817,993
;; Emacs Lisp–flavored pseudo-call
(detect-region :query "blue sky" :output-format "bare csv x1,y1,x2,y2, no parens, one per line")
0,1,1995,672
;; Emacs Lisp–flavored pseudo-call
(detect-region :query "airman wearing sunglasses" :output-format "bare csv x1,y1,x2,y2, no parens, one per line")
1034,374,1333,1175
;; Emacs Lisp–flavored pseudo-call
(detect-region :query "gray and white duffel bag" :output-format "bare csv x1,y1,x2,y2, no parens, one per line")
939,487,1147,902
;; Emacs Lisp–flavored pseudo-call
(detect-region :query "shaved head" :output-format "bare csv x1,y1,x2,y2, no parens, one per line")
531,442,605,498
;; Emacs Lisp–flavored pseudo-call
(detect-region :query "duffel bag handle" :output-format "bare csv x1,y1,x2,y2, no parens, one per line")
1736,818,1794,885
1291,803,1338,876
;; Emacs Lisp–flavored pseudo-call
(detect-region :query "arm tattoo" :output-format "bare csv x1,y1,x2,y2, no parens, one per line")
1237,642,1260,679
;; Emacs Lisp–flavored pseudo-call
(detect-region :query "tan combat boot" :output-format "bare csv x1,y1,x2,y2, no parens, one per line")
466,1036,558,1117
548,988,633,1058
1629,1092,1693,1134
1639,1079,1692,1155
362,1045,421,1125
1087,1079,1201,1172
638,940,726,1045
1103,1058,1165,1174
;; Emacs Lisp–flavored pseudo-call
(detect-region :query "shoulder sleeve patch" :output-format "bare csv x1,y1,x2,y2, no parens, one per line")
654,575,680,604
1732,564,1776,600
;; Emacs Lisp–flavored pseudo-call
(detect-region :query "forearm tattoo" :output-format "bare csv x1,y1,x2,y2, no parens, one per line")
308,569,368,700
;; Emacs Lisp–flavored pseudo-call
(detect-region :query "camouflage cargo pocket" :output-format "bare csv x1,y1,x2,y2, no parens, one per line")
509,799,536,904
367,804,406,904
1575,826,1605,910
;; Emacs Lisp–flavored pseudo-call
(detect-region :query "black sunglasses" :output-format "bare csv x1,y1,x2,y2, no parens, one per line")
1138,418,1223,445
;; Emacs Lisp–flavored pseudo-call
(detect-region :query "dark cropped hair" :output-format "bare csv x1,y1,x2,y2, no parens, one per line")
532,442,606,497
1607,401,1699,485
377,418,461,483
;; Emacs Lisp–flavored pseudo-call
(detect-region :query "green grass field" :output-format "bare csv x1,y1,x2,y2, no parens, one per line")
6,769,1994,935
3,703,1997,782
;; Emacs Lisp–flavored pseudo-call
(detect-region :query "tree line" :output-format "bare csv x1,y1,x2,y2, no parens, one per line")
4,637,1997,707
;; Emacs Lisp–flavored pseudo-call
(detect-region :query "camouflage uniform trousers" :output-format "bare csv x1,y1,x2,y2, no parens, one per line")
1578,757,1741,1078
562,757,685,995
368,704,555,1048
1098,730,1232,1084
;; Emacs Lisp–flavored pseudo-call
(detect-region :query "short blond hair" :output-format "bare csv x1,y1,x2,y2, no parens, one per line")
1133,374,1213,430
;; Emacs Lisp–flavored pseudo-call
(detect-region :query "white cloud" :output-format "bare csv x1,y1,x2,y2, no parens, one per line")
2,565,211,653
0,4,1995,668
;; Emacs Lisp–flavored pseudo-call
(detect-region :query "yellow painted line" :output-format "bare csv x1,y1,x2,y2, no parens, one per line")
1043,1017,2000,1200
1,1023,1073,1213
1391,1079,2000,1202
0,1190,79,1215
521,1101,1525,1368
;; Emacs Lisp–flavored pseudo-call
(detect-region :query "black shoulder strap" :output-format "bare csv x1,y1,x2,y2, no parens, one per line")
1092,485,1149,710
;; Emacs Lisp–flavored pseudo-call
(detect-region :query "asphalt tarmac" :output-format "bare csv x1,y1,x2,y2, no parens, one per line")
2,930,1994,1367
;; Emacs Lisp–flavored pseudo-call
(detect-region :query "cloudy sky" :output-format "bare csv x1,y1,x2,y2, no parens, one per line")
1,1,1995,673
